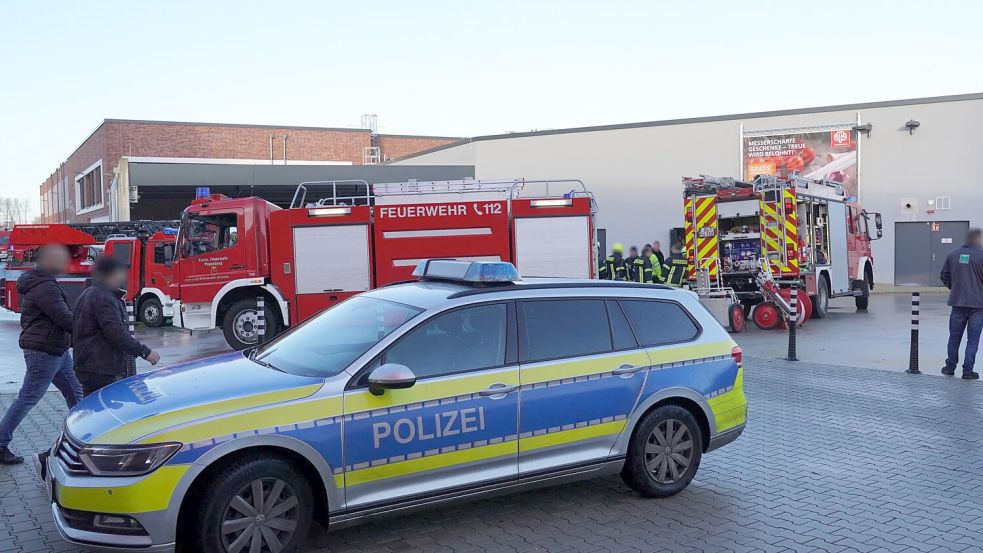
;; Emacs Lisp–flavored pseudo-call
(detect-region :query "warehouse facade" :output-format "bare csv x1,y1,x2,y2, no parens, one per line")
39,119,459,224
394,93,983,286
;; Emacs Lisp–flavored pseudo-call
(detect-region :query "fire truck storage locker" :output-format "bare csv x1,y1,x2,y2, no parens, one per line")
269,206,372,323
826,201,850,294
511,197,595,279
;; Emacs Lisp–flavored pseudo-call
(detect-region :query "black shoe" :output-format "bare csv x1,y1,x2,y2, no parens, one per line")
942,367,956,376
962,371,980,380
0,447,24,465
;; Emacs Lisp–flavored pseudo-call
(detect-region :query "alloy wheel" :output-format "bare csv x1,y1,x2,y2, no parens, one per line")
643,419,694,484
221,477,299,553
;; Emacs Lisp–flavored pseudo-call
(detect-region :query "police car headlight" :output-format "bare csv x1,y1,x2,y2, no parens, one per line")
78,442,182,476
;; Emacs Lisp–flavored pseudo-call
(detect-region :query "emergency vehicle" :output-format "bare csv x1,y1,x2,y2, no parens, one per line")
683,174,883,330
169,179,598,349
40,260,746,552
1,224,96,311
103,229,178,326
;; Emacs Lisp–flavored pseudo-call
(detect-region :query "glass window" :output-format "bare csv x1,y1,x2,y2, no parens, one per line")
383,304,507,379
621,300,699,347
182,213,238,257
606,300,638,350
254,296,422,378
519,300,612,363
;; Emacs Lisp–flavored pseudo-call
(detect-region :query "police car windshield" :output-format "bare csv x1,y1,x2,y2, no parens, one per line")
252,296,423,378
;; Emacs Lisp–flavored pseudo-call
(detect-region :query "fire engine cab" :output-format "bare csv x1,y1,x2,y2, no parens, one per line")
683,174,883,330
170,179,598,349
103,229,178,327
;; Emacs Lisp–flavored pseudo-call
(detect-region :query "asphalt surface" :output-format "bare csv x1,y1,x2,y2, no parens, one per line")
2,355,982,553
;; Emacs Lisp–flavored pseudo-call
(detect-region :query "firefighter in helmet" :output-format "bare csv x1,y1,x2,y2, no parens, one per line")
664,242,689,287
599,243,627,281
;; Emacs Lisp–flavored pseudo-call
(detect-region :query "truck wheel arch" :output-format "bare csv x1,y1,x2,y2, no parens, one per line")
210,280,290,329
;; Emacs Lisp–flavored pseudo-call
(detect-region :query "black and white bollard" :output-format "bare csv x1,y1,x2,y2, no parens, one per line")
786,287,799,362
907,291,921,374
256,296,266,345
126,301,137,377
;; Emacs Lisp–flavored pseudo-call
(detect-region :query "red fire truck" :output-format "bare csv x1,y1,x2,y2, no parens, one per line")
169,179,597,349
103,230,178,326
683,174,883,330
1,225,96,311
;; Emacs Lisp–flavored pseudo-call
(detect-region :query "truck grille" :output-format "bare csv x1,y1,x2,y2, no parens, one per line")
56,433,89,475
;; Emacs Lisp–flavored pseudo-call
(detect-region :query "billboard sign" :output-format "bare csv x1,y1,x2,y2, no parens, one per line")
743,127,859,198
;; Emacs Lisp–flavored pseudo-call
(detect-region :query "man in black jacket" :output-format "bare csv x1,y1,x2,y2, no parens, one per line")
940,227,983,380
73,257,160,396
0,245,83,465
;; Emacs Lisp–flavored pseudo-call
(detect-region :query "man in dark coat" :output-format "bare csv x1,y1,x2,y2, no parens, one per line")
0,245,83,465
73,256,160,396
940,227,983,380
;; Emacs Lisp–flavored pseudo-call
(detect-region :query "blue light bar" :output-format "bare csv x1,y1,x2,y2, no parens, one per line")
195,187,211,199
412,260,520,283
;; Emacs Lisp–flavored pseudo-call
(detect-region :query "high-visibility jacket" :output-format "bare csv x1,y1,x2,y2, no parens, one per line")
665,254,688,287
631,256,653,283
648,254,664,283
599,253,627,281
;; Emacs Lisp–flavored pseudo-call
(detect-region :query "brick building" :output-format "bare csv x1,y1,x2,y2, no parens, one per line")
40,119,459,223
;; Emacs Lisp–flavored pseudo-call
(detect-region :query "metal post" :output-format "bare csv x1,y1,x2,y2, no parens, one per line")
256,296,266,345
907,291,921,374
786,287,799,361
126,301,137,377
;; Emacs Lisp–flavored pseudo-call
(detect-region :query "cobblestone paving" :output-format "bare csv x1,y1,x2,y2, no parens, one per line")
2,357,982,553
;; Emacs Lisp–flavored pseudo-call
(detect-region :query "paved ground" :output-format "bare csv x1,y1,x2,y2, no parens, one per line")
2,355,981,553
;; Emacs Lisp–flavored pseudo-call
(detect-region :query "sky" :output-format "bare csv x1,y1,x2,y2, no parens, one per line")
1,0,981,212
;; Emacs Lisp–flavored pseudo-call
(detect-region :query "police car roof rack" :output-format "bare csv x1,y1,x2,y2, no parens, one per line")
448,280,671,299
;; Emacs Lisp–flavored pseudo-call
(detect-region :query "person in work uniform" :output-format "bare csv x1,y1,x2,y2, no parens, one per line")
664,242,689,287
644,244,664,283
625,246,641,282
599,243,628,281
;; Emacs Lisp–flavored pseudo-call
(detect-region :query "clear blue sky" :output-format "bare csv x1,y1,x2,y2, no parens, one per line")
1,0,980,210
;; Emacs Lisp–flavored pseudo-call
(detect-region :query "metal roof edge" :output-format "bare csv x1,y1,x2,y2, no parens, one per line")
105,118,371,133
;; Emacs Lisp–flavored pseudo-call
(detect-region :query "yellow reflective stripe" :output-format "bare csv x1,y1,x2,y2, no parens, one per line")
141,396,344,445
344,441,516,487
344,368,518,414
646,341,734,366
518,420,626,452
56,465,188,514
521,351,650,386
99,384,323,444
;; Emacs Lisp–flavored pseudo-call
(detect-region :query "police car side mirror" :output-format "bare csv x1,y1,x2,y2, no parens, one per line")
368,363,417,396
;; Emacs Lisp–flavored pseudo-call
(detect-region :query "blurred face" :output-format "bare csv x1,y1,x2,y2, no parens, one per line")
103,268,129,289
629,247,638,257
37,245,70,274
653,241,661,251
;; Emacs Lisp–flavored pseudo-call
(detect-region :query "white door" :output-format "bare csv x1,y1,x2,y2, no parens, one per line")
827,202,850,293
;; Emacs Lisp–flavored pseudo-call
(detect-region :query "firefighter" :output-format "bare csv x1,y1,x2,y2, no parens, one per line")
664,242,689,287
599,243,627,280
651,241,667,272
644,244,664,283
628,246,654,283
625,246,640,281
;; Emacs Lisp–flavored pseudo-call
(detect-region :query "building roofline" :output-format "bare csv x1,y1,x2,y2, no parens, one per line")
105,118,371,133
391,91,983,162
374,132,462,140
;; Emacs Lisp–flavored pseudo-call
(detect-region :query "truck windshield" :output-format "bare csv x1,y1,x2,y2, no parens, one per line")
251,296,423,378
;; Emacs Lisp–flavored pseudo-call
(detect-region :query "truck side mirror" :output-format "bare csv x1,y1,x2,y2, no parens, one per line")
163,244,175,267
874,213,883,239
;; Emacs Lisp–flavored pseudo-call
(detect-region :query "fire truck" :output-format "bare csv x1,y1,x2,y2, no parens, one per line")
103,229,178,326
683,174,883,330
169,179,597,349
1,225,96,311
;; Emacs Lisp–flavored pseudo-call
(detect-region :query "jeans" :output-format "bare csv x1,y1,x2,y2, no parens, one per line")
0,349,83,449
945,306,983,374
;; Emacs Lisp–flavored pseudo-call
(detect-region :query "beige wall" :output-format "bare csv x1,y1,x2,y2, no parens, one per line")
396,96,983,284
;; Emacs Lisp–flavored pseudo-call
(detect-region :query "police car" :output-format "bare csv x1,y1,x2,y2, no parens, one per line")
43,261,746,553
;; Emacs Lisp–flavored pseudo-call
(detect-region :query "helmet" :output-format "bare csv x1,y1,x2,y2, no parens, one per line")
612,242,624,253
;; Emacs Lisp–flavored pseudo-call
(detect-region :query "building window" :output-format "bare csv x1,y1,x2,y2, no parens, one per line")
75,160,104,214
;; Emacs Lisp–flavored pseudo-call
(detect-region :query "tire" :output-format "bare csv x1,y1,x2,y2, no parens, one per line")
621,405,703,498
193,454,313,553
727,303,745,333
855,277,870,310
811,277,830,319
752,302,781,330
140,297,165,327
223,298,280,351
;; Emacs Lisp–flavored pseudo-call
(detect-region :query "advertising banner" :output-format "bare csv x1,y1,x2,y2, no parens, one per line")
743,127,859,198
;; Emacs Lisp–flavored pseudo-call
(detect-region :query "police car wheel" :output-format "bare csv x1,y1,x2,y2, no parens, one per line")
195,454,313,553
140,298,165,327
621,405,702,498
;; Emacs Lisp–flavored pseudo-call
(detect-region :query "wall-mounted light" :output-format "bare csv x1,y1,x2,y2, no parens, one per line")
904,119,920,135
852,123,873,138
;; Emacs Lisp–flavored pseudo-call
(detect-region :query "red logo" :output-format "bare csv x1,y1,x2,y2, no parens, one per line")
830,129,852,148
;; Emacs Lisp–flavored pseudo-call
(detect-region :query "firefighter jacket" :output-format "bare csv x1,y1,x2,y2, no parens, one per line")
599,252,627,281
665,254,688,287
631,255,654,283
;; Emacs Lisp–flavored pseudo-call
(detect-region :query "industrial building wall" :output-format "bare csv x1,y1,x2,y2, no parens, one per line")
396,95,983,285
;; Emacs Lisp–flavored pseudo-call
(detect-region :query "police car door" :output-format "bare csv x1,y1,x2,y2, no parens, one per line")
516,299,649,474
341,302,519,509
